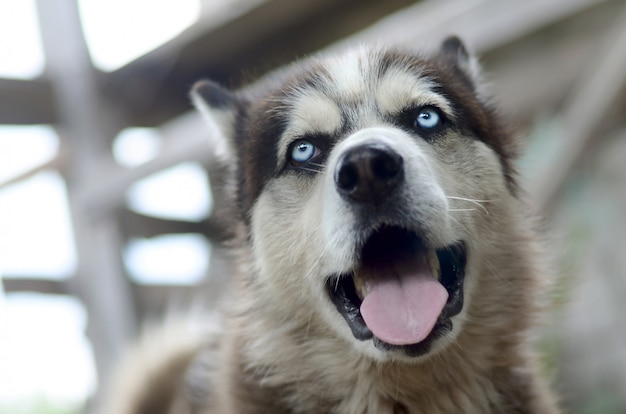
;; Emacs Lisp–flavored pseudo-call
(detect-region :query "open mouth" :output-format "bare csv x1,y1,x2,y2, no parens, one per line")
326,226,466,357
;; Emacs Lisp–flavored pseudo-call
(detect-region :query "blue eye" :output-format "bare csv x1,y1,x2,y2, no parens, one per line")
291,141,316,163
415,107,442,129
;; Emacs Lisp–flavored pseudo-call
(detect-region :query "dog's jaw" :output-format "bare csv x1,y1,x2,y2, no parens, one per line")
326,232,467,358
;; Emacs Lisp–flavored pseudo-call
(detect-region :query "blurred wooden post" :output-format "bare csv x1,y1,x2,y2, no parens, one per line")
35,0,138,401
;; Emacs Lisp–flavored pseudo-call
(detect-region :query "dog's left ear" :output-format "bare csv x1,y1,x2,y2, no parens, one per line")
191,79,242,162
191,80,247,236
439,36,482,88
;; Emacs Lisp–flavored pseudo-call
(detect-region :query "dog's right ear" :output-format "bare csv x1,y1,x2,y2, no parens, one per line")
191,80,241,161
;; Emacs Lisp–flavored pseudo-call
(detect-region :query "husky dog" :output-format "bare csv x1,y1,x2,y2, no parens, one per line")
102,37,560,414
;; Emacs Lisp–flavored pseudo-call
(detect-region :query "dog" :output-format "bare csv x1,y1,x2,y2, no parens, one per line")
100,36,560,414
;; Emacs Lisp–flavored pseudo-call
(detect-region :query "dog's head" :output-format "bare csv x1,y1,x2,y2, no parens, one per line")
193,37,520,361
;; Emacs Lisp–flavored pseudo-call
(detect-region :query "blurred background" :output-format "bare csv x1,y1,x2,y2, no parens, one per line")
0,0,625,413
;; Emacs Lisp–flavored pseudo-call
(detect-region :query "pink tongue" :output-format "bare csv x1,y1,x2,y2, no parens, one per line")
359,252,448,346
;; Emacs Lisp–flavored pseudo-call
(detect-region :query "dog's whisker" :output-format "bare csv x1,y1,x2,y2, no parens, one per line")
334,275,341,292
446,195,493,203
446,196,491,215
302,245,329,282
295,166,324,174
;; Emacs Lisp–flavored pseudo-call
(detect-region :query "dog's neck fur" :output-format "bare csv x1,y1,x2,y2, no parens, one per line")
204,203,557,414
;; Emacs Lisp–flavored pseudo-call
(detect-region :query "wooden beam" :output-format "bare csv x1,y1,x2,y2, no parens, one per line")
481,0,621,123
119,209,233,243
35,0,138,397
131,283,197,319
119,211,204,238
0,151,66,190
1,277,70,295
0,77,56,124
329,0,611,53
0,276,216,327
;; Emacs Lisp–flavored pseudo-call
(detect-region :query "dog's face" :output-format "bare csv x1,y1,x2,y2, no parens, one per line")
193,38,518,362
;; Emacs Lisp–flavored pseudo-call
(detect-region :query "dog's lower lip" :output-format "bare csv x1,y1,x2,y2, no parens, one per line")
327,271,373,341
326,228,466,354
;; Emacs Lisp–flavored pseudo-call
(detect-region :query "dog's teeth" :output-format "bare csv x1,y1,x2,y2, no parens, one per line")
353,275,366,300
427,249,441,281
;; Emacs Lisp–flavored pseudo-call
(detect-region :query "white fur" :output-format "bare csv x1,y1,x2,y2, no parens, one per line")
323,47,370,102
191,91,236,162
376,67,453,116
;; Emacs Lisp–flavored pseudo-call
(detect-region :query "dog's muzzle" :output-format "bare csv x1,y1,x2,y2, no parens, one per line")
326,142,467,357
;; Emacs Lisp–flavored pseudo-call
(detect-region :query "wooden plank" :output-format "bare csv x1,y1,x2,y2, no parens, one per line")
0,276,226,327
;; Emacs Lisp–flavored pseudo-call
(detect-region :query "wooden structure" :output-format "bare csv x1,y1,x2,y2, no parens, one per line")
1,0,625,411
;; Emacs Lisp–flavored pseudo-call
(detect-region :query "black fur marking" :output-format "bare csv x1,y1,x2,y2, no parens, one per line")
326,278,373,341
192,79,237,109
440,35,470,64
423,56,519,194
236,96,285,215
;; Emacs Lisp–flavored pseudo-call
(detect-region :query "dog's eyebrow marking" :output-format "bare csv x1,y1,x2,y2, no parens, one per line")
289,92,342,136
277,91,342,162
376,67,453,117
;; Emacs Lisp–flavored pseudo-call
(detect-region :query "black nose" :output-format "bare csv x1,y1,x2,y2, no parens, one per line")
335,144,404,202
